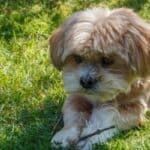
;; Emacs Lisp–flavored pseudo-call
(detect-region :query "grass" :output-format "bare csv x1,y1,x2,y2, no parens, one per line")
0,0,150,150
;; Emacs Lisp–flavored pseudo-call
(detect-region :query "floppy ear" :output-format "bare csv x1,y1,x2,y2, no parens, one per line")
49,27,64,70
128,15,150,78
114,8,150,78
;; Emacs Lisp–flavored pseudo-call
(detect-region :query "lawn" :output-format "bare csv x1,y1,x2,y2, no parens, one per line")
0,0,150,150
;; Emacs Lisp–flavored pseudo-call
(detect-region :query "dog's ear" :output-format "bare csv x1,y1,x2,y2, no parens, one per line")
130,23,150,78
128,13,150,78
113,8,150,78
49,27,64,70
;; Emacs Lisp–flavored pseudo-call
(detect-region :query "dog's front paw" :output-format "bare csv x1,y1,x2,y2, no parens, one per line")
51,127,79,148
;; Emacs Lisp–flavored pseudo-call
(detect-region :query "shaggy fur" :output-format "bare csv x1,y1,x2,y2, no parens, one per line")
50,8,150,150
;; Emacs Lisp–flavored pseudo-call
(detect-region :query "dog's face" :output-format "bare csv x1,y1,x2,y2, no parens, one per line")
50,8,150,101
62,50,132,101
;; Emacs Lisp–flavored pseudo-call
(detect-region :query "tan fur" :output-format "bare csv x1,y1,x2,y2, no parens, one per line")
65,95,93,113
49,27,64,70
115,79,150,128
63,95,93,129
50,8,150,76
50,8,150,149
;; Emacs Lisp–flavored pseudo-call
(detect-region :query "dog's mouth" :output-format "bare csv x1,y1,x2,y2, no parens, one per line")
66,86,99,94
64,80,99,94
67,88,107,100
66,86,122,102
67,89,96,95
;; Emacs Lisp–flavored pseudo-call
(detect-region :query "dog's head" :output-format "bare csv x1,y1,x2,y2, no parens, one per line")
50,8,150,101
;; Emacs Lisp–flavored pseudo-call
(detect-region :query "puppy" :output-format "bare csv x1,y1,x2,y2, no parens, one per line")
50,8,150,150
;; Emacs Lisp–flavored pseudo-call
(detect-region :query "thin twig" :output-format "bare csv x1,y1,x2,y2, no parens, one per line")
51,114,63,136
78,125,115,142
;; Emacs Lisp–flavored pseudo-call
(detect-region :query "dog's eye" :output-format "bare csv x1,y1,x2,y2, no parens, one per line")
74,55,83,64
101,57,114,67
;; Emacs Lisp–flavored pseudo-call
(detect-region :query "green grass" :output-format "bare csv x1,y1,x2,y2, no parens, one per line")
0,0,150,150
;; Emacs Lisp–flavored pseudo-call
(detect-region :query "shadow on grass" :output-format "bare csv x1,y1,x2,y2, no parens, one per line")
0,95,64,150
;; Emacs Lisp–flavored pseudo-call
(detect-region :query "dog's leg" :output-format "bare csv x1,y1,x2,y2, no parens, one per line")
77,101,147,150
51,95,93,148
77,106,119,150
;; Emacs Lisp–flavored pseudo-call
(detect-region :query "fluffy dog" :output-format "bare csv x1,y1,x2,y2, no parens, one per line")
50,8,150,150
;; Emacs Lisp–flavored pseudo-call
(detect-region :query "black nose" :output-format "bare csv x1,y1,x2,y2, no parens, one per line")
80,76,97,89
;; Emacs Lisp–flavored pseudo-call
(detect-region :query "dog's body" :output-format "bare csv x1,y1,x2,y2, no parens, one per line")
50,8,150,150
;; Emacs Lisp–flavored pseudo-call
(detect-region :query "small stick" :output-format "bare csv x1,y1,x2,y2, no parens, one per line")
78,125,115,142
51,114,63,136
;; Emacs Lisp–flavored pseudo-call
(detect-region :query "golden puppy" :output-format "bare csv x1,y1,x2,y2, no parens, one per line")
50,8,150,150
